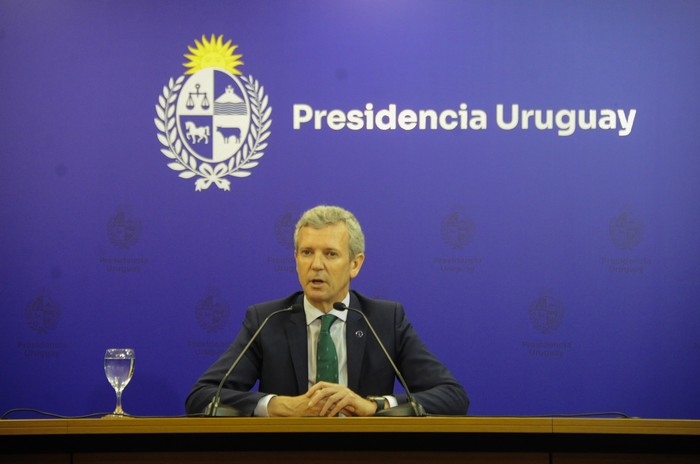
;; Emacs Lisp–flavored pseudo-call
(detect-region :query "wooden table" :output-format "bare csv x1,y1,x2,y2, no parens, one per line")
1,416,698,463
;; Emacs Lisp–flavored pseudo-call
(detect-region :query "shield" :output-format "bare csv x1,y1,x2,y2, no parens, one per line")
176,69,250,163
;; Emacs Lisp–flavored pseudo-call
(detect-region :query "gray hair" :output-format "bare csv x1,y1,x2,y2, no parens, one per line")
294,205,365,259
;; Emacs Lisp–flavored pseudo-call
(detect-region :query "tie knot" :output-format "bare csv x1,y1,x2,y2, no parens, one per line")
319,314,336,333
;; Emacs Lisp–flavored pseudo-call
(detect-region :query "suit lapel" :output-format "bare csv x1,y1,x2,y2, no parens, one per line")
346,293,367,392
285,308,309,394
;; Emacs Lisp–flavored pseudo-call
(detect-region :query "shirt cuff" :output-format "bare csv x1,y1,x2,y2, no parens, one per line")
254,394,276,417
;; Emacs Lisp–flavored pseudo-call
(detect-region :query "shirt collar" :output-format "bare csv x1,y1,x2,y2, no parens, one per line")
303,293,350,326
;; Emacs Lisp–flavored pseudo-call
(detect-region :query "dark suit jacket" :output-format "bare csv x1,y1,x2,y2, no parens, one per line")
185,291,469,416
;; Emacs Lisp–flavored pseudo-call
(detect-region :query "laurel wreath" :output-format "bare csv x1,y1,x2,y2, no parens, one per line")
154,74,271,191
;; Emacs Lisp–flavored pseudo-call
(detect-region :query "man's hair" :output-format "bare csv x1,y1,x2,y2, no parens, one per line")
294,205,365,259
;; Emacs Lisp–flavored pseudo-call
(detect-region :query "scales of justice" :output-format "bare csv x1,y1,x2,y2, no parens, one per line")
185,83,210,111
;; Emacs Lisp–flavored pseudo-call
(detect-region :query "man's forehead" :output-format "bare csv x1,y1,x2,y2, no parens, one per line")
298,223,349,242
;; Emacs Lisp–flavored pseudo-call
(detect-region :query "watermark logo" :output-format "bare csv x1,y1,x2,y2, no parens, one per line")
529,292,564,334
155,35,272,191
267,207,300,273
25,290,61,334
195,288,231,333
434,207,481,273
107,205,141,249
440,208,476,250
100,205,148,273
603,208,650,274
522,292,572,357
275,208,299,250
609,209,644,250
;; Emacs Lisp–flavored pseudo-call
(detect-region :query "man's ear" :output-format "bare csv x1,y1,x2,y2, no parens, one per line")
350,253,365,279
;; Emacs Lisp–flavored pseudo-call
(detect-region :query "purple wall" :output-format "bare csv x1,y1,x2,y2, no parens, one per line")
1,0,699,418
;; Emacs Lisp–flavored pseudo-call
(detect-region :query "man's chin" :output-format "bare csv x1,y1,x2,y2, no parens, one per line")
305,291,334,310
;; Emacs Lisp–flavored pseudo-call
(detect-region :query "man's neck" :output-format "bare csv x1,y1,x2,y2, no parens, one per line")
303,293,350,314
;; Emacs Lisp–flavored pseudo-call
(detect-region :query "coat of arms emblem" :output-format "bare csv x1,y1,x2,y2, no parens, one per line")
155,35,271,191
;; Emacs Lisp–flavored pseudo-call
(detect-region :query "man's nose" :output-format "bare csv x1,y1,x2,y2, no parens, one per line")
311,252,325,269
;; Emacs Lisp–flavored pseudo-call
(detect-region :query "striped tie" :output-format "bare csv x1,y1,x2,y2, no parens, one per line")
316,314,338,383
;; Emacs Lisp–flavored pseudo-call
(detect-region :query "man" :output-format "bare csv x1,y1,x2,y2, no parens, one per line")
185,205,468,416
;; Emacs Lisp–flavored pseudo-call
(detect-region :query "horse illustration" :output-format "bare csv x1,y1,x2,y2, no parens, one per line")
185,121,210,144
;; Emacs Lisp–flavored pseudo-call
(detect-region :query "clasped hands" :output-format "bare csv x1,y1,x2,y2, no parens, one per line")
267,381,377,417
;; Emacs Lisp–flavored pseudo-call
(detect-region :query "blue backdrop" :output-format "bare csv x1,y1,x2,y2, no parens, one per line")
1,0,699,419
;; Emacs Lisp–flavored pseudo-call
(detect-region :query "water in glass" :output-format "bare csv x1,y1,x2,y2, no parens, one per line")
104,348,135,416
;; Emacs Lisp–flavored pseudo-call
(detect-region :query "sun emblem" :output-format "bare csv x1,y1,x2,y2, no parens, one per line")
155,34,271,191
183,34,243,75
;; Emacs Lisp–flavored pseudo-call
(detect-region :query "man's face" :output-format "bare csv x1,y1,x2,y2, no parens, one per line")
295,223,364,312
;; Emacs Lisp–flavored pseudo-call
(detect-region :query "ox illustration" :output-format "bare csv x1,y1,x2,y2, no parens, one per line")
216,126,242,144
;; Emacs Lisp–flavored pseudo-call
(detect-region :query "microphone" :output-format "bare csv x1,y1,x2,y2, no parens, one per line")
332,302,427,417
204,303,302,416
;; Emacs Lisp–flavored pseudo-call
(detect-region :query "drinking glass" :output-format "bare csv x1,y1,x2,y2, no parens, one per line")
104,348,135,417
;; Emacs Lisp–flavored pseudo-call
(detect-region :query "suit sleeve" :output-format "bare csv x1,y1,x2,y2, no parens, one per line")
392,303,469,415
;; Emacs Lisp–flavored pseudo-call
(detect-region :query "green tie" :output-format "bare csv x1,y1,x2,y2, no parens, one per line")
316,314,338,383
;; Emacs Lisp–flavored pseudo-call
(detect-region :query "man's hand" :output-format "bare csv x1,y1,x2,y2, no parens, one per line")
305,382,377,417
267,394,324,417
